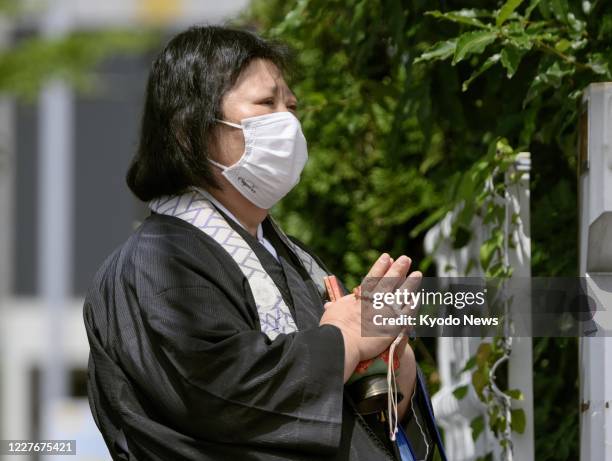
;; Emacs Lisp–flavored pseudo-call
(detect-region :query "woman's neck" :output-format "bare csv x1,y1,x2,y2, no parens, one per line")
204,182,267,237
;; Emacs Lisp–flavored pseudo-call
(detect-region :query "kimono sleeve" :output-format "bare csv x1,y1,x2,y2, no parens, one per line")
120,281,347,456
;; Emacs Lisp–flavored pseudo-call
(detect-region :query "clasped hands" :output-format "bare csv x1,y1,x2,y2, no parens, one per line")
319,253,422,383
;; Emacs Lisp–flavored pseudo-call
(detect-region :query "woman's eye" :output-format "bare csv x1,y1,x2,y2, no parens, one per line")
259,98,275,106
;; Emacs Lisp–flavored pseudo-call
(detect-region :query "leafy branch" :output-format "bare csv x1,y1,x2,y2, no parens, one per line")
416,0,609,95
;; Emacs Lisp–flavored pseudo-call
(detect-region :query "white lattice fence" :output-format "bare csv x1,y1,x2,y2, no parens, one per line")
424,153,534,461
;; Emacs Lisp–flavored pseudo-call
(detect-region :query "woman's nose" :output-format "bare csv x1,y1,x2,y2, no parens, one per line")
274,102,290,112
273,101,297,116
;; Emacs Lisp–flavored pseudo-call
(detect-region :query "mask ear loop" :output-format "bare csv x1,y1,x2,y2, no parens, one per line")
208,158,228,170
215,118,242,129
208,119,244,170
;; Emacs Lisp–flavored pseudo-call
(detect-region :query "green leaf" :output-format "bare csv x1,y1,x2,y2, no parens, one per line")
464,257,478,275
427,9,489,28
415,39,457,63
480,239,497,270
497,0,525,27
525,0,541,18
511,408,526,433
471,415,486,440
500,45,524,78
472,369,488,397
555,39,571,53
456,171,476,201
523,61,572,107
588,55,611,76
462,53,501,91
506,388,524,400
453,30,498,64
549,0,569,22
453,385,469,400
410,206,448,237
462,356,478,372
568,13,586,33
476,342,493,366
452,224,472,249
506,22,534,50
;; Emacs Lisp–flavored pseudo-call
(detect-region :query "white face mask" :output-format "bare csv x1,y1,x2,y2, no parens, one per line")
209,111,308,209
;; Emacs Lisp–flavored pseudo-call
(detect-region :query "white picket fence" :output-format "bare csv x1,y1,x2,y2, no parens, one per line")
426,82,612,461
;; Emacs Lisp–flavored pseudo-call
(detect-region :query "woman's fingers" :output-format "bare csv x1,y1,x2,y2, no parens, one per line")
384,255,412,278
365,253,392,278
374,255,412,294
398,270,423,312
361,254,419,313
361,253,392,293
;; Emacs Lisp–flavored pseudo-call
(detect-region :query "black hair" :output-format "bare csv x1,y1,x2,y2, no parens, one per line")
126,25,292,201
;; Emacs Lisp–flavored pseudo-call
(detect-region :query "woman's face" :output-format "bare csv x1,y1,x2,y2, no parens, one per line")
210,58,298,167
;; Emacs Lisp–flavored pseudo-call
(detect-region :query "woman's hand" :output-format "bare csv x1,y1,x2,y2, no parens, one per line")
319,253,422,383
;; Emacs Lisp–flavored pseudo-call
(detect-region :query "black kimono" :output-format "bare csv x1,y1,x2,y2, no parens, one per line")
83,208,443,460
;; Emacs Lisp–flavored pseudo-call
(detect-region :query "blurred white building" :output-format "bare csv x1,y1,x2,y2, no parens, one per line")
0,1,249,460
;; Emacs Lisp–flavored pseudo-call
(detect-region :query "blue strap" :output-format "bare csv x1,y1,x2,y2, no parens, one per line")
395,423,417,461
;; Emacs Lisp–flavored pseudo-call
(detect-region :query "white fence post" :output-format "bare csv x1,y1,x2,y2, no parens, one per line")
506,153,534,461
578,82,612,461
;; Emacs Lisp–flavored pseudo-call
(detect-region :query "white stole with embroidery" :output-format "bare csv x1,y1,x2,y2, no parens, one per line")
149,189,328,340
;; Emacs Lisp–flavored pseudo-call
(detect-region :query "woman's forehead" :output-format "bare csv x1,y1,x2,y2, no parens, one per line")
233,59,294,96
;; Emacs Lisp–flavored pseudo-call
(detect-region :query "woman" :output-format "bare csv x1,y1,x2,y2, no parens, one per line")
84,25,446,460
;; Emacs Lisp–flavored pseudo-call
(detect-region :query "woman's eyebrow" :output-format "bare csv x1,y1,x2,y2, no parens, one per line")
250,83,276,97
259,81,296,101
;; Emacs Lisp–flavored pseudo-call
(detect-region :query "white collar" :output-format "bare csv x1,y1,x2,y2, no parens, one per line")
194,188,278,260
